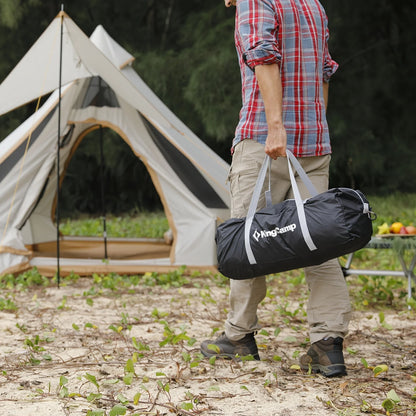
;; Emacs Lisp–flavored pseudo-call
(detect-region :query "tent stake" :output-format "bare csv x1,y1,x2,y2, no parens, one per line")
56,6,64,287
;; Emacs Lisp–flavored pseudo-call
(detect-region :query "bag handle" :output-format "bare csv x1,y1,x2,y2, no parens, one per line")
244,156,270,265
286,150,318,198
286,149,317,252
244,150,317,266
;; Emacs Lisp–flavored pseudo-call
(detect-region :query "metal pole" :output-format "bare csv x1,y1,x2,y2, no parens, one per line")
56,4,64,287
99,124,108,259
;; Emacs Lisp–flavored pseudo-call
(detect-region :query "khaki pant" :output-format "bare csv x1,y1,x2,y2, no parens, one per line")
225,140,351,344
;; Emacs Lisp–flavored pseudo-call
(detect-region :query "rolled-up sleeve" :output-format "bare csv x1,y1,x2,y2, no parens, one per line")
323,24,339,81
237,0,281,70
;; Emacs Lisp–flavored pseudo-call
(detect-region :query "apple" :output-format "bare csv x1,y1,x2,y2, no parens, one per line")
399,226,408,234
405,225,416,235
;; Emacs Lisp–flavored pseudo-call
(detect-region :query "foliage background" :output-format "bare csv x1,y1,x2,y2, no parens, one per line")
0,0,415,215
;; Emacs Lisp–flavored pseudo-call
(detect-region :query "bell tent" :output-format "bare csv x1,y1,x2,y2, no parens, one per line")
0,12,230,276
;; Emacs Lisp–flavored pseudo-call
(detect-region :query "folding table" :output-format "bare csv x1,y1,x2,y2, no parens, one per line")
342,236,416,309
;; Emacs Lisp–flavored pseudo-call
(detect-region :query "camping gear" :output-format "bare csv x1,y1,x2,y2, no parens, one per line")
0,12,230,276
216,150,374,279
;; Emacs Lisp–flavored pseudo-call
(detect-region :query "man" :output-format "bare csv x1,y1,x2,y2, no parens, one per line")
200,0,351,378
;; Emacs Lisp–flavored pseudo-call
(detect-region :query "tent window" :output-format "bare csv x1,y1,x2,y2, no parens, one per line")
140,113,228,209
0,104,57,184
79,76,120,108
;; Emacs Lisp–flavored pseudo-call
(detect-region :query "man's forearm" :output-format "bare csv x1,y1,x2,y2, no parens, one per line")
254,63,287,158
254,63,284,130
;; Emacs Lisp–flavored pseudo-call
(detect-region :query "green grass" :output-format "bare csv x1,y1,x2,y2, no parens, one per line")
369,193,416,232
59,211,169,239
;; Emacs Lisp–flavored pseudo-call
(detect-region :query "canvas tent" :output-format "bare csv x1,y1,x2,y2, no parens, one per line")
0,12,230,276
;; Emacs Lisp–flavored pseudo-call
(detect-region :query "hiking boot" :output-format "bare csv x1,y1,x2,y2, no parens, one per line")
299,337,347,377
200,332,260,361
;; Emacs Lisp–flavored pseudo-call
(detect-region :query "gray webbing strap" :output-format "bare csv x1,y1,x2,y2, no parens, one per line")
286,150,317,251
286,150,318,197
265,157,272,207
244,156,270,265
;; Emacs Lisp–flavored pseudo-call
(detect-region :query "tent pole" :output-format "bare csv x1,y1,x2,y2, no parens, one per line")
99,124,108,259
56,4,64,287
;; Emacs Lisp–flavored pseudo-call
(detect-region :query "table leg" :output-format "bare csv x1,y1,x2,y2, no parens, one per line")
397,252,416,310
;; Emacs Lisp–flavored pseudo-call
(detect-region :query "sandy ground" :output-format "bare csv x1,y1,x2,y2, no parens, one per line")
0,272,415,416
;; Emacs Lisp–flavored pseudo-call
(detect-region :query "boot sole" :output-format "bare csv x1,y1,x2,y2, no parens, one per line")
201,349,260,361
302,363,347,377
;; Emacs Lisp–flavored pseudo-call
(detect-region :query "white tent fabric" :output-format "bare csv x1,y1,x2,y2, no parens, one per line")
0,12,230,276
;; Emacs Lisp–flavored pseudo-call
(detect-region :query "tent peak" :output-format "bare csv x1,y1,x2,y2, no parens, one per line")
90,25,135,69
55,10,70,19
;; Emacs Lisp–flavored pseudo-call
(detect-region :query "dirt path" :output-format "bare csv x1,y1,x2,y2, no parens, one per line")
0,273,415,415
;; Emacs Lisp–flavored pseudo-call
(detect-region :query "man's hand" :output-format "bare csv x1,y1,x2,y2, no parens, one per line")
224,0,237,7
265,125,287,160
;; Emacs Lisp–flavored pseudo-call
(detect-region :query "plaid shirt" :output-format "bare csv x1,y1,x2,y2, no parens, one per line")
233,0,338,157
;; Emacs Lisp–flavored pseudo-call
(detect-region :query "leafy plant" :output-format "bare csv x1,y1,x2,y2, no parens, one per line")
158,320,196,347
0,296,17,311
382,389,401,414
0,267,49,289
141,266,189,288
83,373,100,393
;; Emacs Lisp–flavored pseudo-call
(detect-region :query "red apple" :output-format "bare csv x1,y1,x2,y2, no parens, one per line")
399,226,408,234
405,225,416,235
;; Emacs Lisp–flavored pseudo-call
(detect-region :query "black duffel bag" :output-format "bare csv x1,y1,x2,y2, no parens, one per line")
216,150,375,279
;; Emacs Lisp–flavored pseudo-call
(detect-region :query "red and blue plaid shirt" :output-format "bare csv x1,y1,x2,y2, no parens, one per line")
233,0,338,157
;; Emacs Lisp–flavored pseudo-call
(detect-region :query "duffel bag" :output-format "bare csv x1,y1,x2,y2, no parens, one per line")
216,150,376,279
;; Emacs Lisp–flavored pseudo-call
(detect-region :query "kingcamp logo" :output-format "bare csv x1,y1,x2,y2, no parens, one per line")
252,223,297,242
